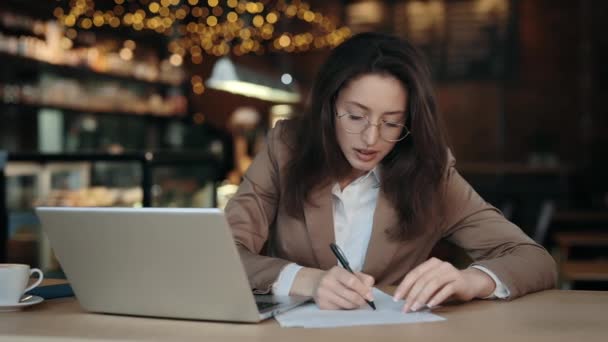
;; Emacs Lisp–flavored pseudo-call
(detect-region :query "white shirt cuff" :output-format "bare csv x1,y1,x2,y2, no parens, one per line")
271,263,304,296
471,265,510,299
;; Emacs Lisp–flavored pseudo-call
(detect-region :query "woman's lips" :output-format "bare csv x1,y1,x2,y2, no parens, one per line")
354,148,378,162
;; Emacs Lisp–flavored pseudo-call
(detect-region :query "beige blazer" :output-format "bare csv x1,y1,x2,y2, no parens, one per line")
225,120,557,298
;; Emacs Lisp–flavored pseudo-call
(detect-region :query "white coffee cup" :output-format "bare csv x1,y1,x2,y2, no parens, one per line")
0,264,44,305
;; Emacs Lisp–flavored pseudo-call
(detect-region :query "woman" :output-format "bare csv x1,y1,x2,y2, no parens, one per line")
225,32,556,312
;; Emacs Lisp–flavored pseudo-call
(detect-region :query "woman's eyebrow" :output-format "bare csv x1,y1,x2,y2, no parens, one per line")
345,101,405,115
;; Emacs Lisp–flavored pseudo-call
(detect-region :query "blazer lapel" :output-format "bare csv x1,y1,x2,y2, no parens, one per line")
362,190,401,277
303,183,337,270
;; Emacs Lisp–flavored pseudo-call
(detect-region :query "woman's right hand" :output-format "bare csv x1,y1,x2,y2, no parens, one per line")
305,266,375,310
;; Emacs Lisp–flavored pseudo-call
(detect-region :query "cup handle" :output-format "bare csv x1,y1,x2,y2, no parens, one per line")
24,268,44,293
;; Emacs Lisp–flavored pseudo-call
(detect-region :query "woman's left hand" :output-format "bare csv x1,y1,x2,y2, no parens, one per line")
392,257,496,312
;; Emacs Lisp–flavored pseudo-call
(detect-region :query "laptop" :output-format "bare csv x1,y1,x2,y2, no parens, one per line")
35,207,310,322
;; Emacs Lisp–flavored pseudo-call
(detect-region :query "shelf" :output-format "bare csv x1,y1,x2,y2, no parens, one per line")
6,151,222,166
0,150,223,264
0,23,45,40
0,52,183,89
0,102,187,120
2,150,223,211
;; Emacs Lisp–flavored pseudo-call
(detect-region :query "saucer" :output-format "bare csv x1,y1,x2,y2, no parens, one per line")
0,295,44,312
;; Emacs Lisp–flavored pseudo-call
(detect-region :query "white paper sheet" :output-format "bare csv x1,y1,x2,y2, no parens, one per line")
275,288,446,328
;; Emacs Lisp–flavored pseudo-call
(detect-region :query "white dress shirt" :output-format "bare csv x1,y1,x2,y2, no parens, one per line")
272,168,510,300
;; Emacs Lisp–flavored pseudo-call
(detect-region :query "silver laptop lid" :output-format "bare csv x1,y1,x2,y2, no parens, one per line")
36,207,263,322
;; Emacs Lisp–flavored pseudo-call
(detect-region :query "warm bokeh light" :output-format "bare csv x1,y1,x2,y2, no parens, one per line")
114,5,125,16
169,53,183,66
149,2,160,13
119,47,133,60
192,83,205,95
212,6,223,17
54,0,353,57
191,54,203,64
227,11,238,23
191,7,203,17
239,28,251,40
190,45,202,55
191,75,203,85
266,12,278,24
246,2,258,14
93,15,104,27
252,15,264,28
206,15,217,26
256,2,265,13
193,112,205,124
124,39,136,50
53,7,64,18
285,5,297,17
159,6,170,17
66,28,78,39
60,37,73,50
64,15,76,27
109,17,121,28
80,18,92,29
278,35,291,48
177,7,188,18
303,10,315,22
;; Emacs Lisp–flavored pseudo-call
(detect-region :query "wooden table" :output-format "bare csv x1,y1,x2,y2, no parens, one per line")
1,280,607,342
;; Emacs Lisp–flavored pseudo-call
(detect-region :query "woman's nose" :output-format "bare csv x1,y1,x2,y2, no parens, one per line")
361,123,380,146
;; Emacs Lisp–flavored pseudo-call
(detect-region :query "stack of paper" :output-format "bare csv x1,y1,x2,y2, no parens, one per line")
275,288,446,328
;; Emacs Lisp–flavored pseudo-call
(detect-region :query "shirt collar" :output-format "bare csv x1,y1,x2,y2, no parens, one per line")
370,166,381,184
331,166,381,195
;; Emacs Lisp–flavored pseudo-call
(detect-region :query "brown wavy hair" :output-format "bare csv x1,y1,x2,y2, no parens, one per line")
282,32,449,240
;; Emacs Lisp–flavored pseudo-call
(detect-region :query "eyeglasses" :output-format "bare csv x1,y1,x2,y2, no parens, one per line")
336,112,411,142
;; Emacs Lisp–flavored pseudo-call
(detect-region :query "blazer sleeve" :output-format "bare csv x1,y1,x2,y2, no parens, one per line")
224,122,291,293
441,156,557,299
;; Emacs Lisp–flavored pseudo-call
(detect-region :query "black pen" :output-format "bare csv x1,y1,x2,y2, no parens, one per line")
329,243,376,310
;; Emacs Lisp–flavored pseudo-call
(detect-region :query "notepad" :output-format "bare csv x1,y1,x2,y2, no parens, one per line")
274,288,446,328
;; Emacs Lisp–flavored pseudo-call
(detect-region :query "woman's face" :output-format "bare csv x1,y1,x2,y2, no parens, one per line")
334,73,408,178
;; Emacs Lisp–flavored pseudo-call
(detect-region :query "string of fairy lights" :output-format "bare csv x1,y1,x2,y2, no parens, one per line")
53,0,352,63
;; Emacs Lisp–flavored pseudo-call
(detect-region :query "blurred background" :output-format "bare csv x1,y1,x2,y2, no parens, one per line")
1,0,607,290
